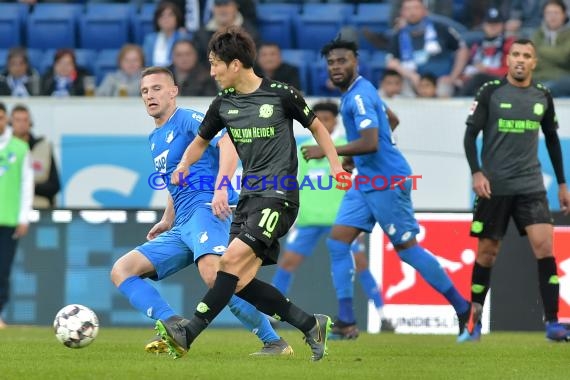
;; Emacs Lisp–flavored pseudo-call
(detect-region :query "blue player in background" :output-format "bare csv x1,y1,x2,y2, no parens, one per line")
110,66,292,356
302,37,471,340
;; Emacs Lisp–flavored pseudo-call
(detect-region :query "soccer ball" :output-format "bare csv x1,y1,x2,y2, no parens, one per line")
53,304,99,348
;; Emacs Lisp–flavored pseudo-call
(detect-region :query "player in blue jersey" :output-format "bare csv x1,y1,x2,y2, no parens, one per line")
303,37,471,340
110,66,292,356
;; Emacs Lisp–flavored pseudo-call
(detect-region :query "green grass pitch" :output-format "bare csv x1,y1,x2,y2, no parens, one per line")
0,327,568,379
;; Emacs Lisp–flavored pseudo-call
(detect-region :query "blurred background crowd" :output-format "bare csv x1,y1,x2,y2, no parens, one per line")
0,0,568,98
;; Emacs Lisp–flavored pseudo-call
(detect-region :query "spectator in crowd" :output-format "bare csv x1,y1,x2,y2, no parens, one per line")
40,49,89,97
391,0,454,28
201,0,257,27
459,8,515,96
143,0,189,67
168,39,218,96
254,43,301,91
531,0,570,97
386,0,470,97
0,101,33,329
193,0,259,65
378,69,404,99
416,73,438,97
96,44,145,97
10,104,60,208
506,0,570,37
0,47,40,97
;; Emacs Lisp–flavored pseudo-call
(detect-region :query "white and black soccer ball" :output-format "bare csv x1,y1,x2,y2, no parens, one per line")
53,304,99,348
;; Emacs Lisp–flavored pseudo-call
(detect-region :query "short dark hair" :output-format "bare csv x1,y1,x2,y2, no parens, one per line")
0,102,6,113
312,101,339,117
511,38,536,50
153,1,184,31
320,37,359,58
383,69,402,79
141,66,176,82
420,73,437,86
208,26,257,68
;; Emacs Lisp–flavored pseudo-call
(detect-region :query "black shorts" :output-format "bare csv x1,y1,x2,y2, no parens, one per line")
230,197,299,266
470,191,553,240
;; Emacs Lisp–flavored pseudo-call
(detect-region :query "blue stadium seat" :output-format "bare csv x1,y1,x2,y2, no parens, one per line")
26,4,82,49
280,49,316,94
39,49,55,75
79,4,133,50
302,3,354,18
348,4,391,51
0,16,22,49
26,48,43,73
0,49,8,72
368,62,386,88
257,3,301,17
132,10,155,45
140,2,157,16
94,49,119,85
293,16,344,51
74,49,97,75
79,18,130,50
258,14,294,49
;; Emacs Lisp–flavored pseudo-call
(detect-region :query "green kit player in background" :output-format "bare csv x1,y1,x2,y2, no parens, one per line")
271,100,395,338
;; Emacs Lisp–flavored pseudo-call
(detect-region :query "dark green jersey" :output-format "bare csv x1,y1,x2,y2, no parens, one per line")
466,78,558,195
198,78,316,204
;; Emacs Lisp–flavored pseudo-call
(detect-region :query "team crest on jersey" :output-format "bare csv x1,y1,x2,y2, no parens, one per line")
151,143,155,151
199,231,208,243
192,112,204,122
259,104,274,118
166,130,174,143
469,101,478,115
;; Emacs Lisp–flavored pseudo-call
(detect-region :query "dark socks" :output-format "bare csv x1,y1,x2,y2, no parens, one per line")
537,257,559,323
186,271,239,343
237,278,316,333
471,262,492,306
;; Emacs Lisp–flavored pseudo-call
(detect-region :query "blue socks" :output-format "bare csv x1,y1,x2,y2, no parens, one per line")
397,245,469,315
228,296,280,343
357,269,383,308
118,276,176,321
272,267,293,295
327,238,356,323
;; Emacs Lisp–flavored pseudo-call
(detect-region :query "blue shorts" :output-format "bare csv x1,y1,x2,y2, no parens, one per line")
136,205,230,281
335,178,419,245
285,226,362,256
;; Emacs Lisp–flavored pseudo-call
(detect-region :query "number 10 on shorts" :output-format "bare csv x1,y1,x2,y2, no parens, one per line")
258,208,279,238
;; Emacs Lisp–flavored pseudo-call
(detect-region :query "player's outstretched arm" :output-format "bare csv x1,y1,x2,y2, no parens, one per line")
212,134,237,219
308,118,343,177
147,194,174,240
171,136,210,185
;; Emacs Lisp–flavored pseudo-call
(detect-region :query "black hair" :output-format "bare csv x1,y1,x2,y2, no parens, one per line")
208,26,257,68
312,101,339,117
320,37,359,58
383,69,402,79
420,73,437,86
0,102,6,113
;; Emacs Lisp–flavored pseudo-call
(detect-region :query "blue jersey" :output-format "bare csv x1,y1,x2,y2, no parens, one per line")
149,107,238,223
340,76,411,191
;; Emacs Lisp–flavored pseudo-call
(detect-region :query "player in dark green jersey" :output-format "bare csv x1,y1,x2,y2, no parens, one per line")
156,27,344,361
462,39,570,342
